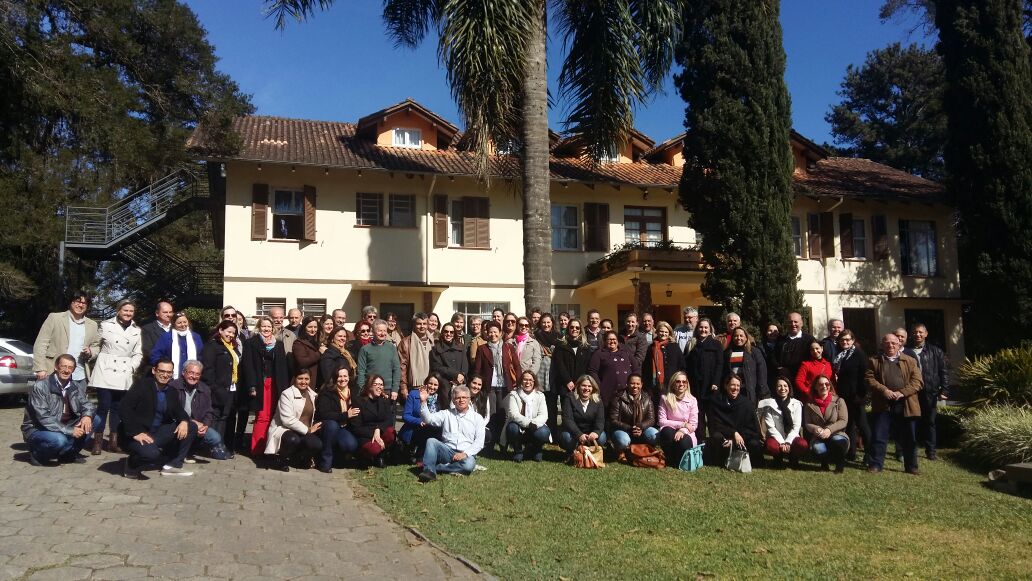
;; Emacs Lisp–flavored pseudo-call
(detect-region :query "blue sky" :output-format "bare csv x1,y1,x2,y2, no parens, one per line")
185,1,931,147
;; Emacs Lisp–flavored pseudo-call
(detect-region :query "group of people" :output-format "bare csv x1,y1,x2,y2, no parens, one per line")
23,293,949,480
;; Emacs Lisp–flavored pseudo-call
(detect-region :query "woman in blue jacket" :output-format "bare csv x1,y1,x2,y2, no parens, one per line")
400,375,442,461
150,312,204,380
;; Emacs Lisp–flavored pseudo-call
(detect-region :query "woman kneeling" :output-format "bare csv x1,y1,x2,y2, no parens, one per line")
559,375,607,453
705,374,764,468
757,377,808,468
657,371,698,461
264,370,322,471
350,374,396,468
608,374,659,453
804,375,850,473
313,367,360,473
503,371,551,462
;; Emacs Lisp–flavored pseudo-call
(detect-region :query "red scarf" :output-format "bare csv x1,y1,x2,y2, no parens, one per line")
359,336,372,346
651,339,668,389
814,392,833,415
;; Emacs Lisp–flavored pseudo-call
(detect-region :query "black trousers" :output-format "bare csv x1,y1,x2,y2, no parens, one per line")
659,427,697,462
279,430,322,463
125,422,198,469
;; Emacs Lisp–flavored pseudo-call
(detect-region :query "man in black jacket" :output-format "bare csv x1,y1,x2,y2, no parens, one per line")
170,360,232,461
775,312,816,381
139,301,174,378
120,359,197,478
911,324,949,460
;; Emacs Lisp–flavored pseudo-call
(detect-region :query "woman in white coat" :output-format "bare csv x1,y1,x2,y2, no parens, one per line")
502,371,550,462
756,376,808,468
88,299,142,455
264,369,322,471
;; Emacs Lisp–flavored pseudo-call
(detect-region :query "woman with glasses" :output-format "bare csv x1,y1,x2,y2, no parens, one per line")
430,323,467,407
501,314,518,342
348,320,373,361
292,316,323,390
150,312,204,380
804,375,849,472
587,331,639,404
510,316,542,376
350,374,396,468
240,316,290,455
657,371,699,461
833,330,869,462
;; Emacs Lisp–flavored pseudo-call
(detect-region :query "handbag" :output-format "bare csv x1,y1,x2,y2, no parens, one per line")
678,443,705,472
624,443,666,469
571,444,605,468
725,446,752,473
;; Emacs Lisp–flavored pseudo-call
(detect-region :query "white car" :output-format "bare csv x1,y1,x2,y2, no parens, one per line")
0,339,35,397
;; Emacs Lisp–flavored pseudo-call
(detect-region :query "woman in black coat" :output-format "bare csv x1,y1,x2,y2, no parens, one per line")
832,329,869,461
349,374,396,468
685,318,724,441
558,374,607,453
239,316,290,456
723,327,769,407
642,321,684,407
200,320,240,452
552,320,593,403
429,323,468,406
320,326,356,389
706,374,764,468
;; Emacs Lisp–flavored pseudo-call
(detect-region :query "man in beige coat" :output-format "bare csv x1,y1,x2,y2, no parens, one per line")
33,292,100,393
865,333,924,475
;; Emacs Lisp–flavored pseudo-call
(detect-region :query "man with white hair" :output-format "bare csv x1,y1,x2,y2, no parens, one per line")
673,307,698,353
865,333,923,475
416,384,485,482
269,306,296,354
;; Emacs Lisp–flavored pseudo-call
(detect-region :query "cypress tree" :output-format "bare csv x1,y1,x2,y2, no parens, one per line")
933,0,1032,352
674,0,801,329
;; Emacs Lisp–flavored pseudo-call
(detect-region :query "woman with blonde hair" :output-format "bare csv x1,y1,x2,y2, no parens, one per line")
642,320,684,406
657,371,699,461
558,374,607,452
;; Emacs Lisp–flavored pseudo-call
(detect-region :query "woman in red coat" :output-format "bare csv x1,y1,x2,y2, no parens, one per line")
795,340,833,403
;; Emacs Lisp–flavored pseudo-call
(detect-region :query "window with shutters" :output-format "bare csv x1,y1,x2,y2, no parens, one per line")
297,299,327,319
583,203,610,252
851,218,868,258
271,189,304,240
900,220,938,276
624,206,665,247
256,298,286,318
446,197,490,248
791,216,803,257
807,212,835,259
392,128,421,148
551,204,579,250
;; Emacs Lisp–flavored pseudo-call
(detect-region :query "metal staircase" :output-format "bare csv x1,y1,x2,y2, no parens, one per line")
64,165,223,314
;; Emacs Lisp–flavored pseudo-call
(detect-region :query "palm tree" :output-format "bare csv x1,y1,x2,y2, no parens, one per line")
265,0,682,313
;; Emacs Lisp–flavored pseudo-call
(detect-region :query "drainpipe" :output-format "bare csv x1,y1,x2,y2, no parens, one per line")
822,196,846,327
424,175,438,286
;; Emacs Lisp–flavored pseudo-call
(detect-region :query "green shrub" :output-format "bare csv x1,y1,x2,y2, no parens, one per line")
935,405,967,448
184,307,219,340
954,345,1032,405
959,405,1032,467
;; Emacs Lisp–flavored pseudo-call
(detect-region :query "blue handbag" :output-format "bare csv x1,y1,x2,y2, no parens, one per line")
678,443,705,472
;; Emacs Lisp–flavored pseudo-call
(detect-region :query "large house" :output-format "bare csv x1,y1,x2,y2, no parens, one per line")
185,99,964,361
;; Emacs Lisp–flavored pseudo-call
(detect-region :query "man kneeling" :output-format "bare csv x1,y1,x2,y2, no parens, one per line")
417,384,485,482
120,359,198,478
21,354,96,465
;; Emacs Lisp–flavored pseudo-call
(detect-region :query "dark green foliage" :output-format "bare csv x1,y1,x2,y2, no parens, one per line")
0,0,251,336
674,0,802,328
933,0,1032,352
826,43,946,179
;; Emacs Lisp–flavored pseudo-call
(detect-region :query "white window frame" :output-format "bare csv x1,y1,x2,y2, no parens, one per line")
356,193,383,226
297,298,327,319
791,216,803,257
600,144,620,164
256,297,286,318
551,204,580,251
449,199,464,246
453,302,510,330
271,188,304,240
392,128,422,148
852,218,868,259
550,304,581,319
388,194,416,228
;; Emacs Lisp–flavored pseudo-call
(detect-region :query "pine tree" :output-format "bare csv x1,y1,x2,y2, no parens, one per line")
675,0,802,329
933,0,1032,352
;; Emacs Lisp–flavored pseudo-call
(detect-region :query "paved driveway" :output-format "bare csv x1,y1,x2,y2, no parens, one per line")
0,405,479,580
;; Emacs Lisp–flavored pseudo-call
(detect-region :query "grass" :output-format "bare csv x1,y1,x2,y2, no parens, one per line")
350,447,1032,580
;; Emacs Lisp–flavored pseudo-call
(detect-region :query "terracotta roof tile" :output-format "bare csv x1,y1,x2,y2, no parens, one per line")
796,157,944,201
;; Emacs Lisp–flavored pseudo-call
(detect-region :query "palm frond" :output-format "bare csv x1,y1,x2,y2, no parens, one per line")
630,0,682,91
382,0,442,48
262,0,336,30
439,0,536,176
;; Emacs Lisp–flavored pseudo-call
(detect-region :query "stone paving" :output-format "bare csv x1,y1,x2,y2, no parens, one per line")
0,405,481,580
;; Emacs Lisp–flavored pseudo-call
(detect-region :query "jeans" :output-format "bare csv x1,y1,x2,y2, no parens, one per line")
125,421,198,469
422,437,476,475
870,412,918,471
610,427,659,451
319,420,359,470
27,429,92,462
93,388,124,435
558,430,607,452
811,433,849,466
504,422,550,455
918,392,938,456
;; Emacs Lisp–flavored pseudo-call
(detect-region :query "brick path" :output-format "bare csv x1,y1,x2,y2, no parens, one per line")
0,406,480,580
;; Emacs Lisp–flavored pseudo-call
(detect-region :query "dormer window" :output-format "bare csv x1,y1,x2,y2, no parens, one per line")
393,128,422,148
495,138,521,156
600,144,620,164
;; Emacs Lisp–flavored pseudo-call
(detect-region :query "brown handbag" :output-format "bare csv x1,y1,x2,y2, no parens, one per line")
623,443,666,469
571,444,606,468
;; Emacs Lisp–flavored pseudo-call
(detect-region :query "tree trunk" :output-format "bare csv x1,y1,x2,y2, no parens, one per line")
520,0,552,315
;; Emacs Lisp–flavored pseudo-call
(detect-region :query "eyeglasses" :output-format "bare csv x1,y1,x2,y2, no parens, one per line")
222,313,236,319
569,325,581,330
453,396,470,400
505,320,517,324
154,369,174,376
442,330,454,334
518,323,530,328
71,298,88,305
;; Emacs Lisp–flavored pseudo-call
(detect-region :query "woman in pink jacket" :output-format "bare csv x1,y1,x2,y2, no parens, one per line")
657,371,699,461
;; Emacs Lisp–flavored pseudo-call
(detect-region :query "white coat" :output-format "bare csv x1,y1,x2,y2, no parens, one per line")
89,318,142,391
265,385,318,454
510,336,542,375
756,397,804,444
500,389,549,447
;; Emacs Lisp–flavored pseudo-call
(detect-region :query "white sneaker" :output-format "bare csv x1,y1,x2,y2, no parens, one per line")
183,457,197,464
160,465,194,476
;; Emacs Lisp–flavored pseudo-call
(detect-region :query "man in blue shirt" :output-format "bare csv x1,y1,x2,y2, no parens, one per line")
417,384,486,482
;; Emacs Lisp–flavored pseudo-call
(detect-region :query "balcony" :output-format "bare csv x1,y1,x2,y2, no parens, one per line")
585,241,706,282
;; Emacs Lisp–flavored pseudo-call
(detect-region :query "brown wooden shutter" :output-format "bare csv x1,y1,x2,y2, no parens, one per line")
433,194,448,247
302,184,316,242
475,197,490,249
839,212,854,258
872,214,889,259
820,211,835,258
462,197,477,248
251,183,269,240
807,213,821,259
584,203,610,252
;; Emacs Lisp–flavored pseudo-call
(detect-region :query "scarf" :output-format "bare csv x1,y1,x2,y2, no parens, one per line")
489,340,504,387
775,393,794,434
427,393,438,412
815,392,833,415
262,333,276,347
534,329,559,350
833,345,855,374
515,332,529,358
651,339,669,389
517,388,534,416
335,386,350,413
221,338,239,384
408,334,433,386
170,330,196,379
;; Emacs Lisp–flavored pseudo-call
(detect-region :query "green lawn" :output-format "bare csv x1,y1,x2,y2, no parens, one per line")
351,448,1032,580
